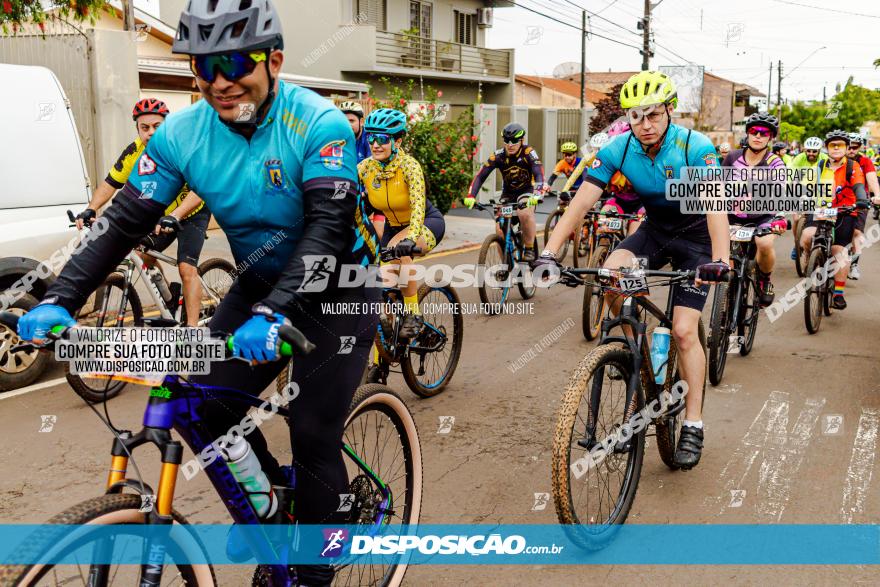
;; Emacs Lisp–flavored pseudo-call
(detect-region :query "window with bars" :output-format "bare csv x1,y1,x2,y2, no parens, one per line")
454,10,475,46
355,0,386,29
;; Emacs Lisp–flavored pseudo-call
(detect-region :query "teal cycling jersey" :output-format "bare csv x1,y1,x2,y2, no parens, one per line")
126,81,362,282
585,123,719,232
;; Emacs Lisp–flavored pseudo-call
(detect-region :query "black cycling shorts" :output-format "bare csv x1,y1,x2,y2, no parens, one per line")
805,213,858,248
140,207,211,266
380,204,446,249
499,191,533,205
190,279,379,585
616,222,712,311
855,208,868,232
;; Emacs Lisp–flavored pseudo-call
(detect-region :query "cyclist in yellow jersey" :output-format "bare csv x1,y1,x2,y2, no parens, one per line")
358,108,445,348
75,99,210,326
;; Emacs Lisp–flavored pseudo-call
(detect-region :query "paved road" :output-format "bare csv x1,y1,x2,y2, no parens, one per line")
1,229,878,585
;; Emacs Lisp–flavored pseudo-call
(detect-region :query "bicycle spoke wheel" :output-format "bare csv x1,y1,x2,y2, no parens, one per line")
0,494,215,587
516,236,538,300
738,265,759,356
183,258,234,326
793,217,806,277
65,273,142,403
401,285,463,397
581,244,609,341
477,235,509,312
552,343,645,543
335,384,422,587
544,209,570,261
572,220,593,269
804,248,825,334
708,281,731,385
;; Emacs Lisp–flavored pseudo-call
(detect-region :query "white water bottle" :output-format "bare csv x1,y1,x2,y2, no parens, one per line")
220,436,278,518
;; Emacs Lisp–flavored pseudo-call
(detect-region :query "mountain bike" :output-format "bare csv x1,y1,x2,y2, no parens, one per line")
804,205,861,334
475,195,540,314
543,190,575,262
281,246,462,399
580,210,642,341
707,222,786,385
66,211,234,403
551,266,707,543
0,315,422,587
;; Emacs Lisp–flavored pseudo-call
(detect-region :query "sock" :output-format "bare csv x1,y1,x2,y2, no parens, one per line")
683,419,704,429
834,280,846,296
403,294,420,315
371,345,379,364
525,245,534,251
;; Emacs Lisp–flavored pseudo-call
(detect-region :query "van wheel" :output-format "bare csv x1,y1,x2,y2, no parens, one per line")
0,293,51,391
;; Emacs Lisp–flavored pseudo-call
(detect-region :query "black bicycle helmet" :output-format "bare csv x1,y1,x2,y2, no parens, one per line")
502,122,526,143
825,129,850,145
173,0,284,56
744,112,779,136
772,141,787,153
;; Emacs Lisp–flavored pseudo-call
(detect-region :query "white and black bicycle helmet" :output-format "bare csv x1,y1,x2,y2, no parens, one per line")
803,136,823,150
173,0,284,56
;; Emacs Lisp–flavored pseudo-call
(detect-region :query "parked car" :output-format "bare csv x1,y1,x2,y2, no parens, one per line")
0,63,91,390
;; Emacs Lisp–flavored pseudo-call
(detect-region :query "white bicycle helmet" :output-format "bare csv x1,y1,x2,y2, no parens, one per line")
589,132,609,149
803,136,823,150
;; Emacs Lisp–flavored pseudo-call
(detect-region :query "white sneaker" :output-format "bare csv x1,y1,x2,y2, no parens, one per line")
849,265,861,280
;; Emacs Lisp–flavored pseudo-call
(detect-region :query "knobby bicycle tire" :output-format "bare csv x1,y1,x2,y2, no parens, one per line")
581,244,609,341
804,247,825,334
401,284,463,397
552,343,645,541
708,281,731,385
477,234,509,311
0,494,215,587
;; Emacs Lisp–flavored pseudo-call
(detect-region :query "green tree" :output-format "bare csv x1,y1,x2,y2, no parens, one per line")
368,78,477,214
1,0,108,33
588,83,624,135
782,83,880,138
778,121,805,143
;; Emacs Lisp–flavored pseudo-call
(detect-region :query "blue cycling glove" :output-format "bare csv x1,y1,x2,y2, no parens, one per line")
18,302,76,341
232,304,290,362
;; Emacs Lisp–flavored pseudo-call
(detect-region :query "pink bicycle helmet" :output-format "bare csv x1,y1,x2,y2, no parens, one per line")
606,118,631,137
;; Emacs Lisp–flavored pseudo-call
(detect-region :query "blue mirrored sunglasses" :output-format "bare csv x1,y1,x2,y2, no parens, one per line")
190,51,268,83
366,133,394,146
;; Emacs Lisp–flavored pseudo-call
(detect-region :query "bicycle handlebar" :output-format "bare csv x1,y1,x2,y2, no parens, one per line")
0,312,315,359
379,246,424,262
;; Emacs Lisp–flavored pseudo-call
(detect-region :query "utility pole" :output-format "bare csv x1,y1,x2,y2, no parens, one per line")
641,0,651,71
777,60,783,123
122,0,135,31
580,10,586,109
767,62,773,113
822,86,826,104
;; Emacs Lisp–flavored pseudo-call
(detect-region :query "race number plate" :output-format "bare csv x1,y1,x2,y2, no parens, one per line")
604,218,624,231
500,205,514,217
614,269,649,296
815,206,838,221
729,226,755,242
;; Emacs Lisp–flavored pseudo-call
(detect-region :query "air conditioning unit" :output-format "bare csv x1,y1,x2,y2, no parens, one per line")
477,7,493,28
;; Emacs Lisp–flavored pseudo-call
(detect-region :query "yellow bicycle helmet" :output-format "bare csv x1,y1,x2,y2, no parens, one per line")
560,142,578,154
619,70,678,109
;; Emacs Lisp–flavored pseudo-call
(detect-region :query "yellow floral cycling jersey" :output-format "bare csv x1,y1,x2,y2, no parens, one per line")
358,149,426,240
105,137,204,219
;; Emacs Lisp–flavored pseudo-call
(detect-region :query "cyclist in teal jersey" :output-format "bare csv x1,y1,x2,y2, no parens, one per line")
17,2,379,583
537,70,730,470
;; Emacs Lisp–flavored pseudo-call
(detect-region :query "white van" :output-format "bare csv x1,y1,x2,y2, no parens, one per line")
0,63,91,390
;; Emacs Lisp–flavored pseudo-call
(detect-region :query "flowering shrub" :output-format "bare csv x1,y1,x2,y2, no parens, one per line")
368,78,478,213
1,0,108,34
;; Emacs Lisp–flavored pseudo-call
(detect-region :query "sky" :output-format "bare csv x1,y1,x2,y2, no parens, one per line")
485,0,880,102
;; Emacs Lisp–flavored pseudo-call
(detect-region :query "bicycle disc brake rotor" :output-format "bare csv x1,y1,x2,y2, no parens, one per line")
347,474,384,524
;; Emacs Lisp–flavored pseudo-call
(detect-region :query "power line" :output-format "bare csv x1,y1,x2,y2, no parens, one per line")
768,0,880,19
560,0,644,39
508,1,645,51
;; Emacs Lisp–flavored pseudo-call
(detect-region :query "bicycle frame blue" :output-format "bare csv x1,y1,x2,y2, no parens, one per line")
105,373,392,586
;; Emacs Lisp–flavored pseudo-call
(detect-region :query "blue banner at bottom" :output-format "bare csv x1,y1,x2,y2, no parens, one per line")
0,524,877,565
